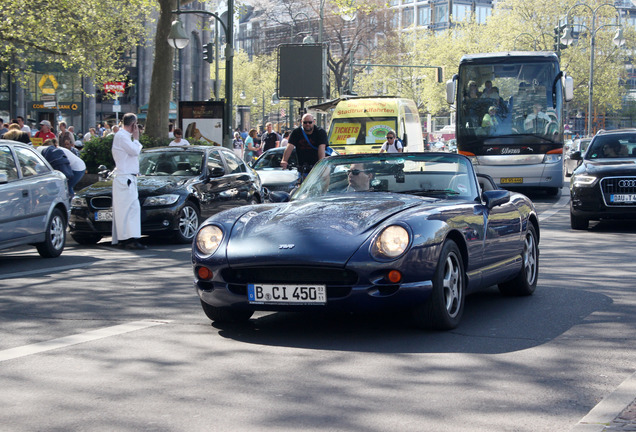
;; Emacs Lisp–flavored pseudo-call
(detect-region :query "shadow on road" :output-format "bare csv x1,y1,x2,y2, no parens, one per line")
212,285,611,355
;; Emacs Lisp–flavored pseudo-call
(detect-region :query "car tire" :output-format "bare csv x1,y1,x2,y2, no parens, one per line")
35,208,66,258
70,233,103,245
412,240,465,330
498,223,539,296
546,187,560,196
570,211,589,230
200,300,253,323
174,201,200,244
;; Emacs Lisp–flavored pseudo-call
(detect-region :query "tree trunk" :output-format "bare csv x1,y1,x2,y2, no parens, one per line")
146,0,177,139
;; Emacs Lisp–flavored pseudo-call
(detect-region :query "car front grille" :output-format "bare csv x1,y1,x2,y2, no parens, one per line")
600,176,636,207
90,196,113,209
222,266,359,285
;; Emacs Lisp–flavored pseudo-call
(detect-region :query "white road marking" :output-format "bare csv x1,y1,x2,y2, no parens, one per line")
0,320,170,362
538,195,570,222
0,253,158,280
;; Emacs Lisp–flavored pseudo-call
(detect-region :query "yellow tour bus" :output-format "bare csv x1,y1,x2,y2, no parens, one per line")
312,96,424,154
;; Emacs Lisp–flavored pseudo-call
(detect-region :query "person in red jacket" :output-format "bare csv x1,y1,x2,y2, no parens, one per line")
35,120,56,142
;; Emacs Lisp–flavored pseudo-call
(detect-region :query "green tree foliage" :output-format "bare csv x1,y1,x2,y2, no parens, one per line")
0,0,153,85
233,49,279,129
357,0,633,119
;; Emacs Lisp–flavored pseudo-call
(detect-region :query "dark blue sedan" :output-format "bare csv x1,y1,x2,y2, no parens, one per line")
192,152,540,330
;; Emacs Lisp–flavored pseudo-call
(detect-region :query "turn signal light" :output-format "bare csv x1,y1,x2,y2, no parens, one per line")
387,270,402,283
197,267,213,280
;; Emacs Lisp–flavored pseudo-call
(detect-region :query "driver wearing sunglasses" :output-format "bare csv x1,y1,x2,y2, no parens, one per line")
347,163,374,192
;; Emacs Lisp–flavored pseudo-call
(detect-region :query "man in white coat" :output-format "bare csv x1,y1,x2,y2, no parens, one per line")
111,113,146,250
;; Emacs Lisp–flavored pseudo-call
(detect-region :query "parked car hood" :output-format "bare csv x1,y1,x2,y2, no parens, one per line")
257,168,298,186
580,159,636,176
225,194,436,266
78,176,196,197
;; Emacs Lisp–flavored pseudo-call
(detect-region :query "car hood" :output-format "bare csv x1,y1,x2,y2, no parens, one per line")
78,176,194,197
225,194,434,267
581,159,636,176
257,168,298,186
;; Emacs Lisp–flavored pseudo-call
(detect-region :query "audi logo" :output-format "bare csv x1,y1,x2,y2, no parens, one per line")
618,180,636,188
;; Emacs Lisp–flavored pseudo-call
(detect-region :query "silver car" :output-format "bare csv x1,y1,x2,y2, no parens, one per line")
0,140,69,257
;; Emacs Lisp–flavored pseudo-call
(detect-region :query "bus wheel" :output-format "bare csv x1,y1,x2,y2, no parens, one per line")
546,187,560,197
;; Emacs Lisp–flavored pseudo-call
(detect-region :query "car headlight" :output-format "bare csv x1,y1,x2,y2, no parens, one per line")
196,225,224,255
372,225,410,259
572,174,597,188
543,154,562,163
71,197,88,208
143,194,180,206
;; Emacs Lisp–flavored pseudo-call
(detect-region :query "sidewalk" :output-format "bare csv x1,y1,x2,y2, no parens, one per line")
571,371,636,431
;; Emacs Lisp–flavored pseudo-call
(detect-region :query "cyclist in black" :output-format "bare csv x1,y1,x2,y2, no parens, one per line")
280,113,327,179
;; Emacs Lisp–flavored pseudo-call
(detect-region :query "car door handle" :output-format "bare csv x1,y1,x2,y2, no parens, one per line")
22,190,29,197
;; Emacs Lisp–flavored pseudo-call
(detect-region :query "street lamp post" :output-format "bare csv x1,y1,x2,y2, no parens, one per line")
561,3,625,136
169,0,234,148
347,42,372,94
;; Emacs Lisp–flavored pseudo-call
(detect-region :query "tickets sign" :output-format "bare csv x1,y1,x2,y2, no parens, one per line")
330,123,361,145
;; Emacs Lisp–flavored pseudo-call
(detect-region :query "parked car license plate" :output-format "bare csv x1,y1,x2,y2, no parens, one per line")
500,177,523,184
611,194,636,203
95,210,113,221
247,284,326,305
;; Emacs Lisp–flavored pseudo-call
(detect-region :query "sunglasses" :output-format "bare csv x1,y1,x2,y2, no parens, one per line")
386,136,395,140
303,121,313,124
347,169,366,176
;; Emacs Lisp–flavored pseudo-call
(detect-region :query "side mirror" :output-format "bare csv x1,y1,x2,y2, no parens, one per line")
268,191,291,202
401,133,408,148
563,75,574,102
209,167,225,178
482,189,510,209
0,173,7,184
570,151,582,161
446,75,458,104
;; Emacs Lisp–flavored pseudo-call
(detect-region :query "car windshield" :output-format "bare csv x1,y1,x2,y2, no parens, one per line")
585,135,636,160
139,150,205,176
292,153,478,200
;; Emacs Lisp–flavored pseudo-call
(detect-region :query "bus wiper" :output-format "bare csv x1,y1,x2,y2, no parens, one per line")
483,134,556,144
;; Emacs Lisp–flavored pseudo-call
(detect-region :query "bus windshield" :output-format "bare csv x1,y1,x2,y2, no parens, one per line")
458,59,562,147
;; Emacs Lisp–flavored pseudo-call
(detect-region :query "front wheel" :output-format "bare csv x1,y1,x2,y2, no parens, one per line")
412,240,465,330
36,208,66,258
498,223,539,296
174,201,200,243
200,300,253,323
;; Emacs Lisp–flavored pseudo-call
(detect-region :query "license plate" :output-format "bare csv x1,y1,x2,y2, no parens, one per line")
611,194,636,203
500,177,523,184
95,210,113,221
247,284,326,305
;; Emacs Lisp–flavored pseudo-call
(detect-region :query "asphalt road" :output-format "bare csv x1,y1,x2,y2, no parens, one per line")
0,186,634,432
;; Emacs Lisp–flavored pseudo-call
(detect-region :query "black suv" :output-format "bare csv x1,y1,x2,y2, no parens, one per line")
569,129,636,230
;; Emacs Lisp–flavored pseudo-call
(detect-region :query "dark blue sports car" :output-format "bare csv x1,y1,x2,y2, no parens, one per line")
192,152,540,330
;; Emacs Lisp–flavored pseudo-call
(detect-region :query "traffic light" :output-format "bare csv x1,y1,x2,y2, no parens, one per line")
436,67,444,83
554,25,568,52
202,42,213,64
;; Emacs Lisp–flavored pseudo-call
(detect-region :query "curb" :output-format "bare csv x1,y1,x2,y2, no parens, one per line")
571,371,636,431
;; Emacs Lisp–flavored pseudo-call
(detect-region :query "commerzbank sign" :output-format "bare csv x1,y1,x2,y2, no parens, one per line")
32,102,81,111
